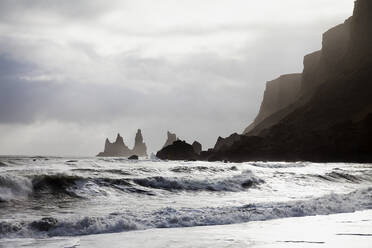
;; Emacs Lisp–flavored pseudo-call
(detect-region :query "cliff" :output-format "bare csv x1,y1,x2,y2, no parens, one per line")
210,0,372,163
97,129,148,157
243,74,301,134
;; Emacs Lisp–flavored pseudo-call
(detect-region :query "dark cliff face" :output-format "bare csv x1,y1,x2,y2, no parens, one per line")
243,74,302,134
97,130,148,157
348,0,372,66
300,19,351,97
244,17,352,136
212,0,372,163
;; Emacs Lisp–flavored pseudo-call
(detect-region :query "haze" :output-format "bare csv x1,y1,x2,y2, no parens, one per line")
0,0,354,156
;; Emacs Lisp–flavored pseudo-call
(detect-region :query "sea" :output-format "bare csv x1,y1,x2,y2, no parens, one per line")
0,156,372,247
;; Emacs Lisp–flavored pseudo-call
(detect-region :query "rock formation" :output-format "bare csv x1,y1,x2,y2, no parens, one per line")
132,129,147,156
128,155,139,160
192,141,202,155
97,129,148,157
213,133,242,151
162,131,178,148
156,140,199,161
208,0,372,163
97,133,132,157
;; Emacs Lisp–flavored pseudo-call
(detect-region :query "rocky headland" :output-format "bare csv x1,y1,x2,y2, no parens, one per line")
156,0,372,163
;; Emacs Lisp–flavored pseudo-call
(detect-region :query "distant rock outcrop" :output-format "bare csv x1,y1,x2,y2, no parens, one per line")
192,141,202,155
156,140,199,161
97,133,132,157
162,131,178,148
132,129,147,156
97,129,148,157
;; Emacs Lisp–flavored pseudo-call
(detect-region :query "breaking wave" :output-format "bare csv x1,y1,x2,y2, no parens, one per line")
31,174,85,197
2,187,371,238
0,174,33,202
170,165,238,173
315,171,372,183
0,174,85,202
132,170,263,192
0,161,8,167
0,170,263,202
249,162,307,168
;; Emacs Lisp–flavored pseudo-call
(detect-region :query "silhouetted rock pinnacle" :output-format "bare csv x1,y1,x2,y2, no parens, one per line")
132,129,147,156
192,141,202,155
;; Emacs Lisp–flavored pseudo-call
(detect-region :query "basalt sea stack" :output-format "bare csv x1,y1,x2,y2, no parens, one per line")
97,129,148,157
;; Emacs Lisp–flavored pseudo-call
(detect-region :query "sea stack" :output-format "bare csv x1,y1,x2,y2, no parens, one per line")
162,131,178,148
192,141,202,155
97,130,148,157
97,133,132,157
132,129,147,156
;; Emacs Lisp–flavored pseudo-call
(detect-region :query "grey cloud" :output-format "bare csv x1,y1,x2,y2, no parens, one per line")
0,0,117,23
0,0,352,154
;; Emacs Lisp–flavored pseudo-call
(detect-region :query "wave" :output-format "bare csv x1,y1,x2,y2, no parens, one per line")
131,170,263,192
0,174,33,202
170,165,238,173
249,162,306,168
31,174,85,198
1,170,262,202
315,171,372,183
0,174,85,202
2,187,371,238
0,161,8,167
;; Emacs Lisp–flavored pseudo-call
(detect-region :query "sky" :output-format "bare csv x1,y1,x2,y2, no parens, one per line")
0,0,354,156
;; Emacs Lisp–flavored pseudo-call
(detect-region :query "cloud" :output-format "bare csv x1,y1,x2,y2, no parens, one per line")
0,0,354,155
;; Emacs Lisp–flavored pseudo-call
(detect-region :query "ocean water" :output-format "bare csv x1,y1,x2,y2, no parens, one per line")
0,156,372,245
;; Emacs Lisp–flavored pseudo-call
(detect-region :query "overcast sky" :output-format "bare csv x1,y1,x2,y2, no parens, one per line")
0,0,354,156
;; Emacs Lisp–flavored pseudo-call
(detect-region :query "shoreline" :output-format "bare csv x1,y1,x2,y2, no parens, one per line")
2,210,371,248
